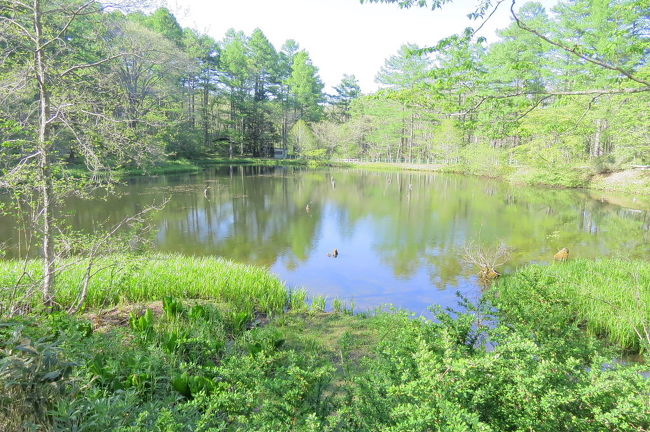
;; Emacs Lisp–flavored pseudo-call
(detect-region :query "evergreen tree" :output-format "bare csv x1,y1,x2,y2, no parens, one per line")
376,43,432,90
287,51,325,123
247,29,279,156
330,74,362,122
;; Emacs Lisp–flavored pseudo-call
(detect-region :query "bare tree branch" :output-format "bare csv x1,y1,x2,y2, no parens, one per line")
472,0,505,36
0,15,36,43
67,198,169,314
39,0,97,51
515,95,552,121
445,86,649,117
60,53,130,76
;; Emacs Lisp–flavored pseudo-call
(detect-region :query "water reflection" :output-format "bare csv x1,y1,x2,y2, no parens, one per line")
1,166,649,313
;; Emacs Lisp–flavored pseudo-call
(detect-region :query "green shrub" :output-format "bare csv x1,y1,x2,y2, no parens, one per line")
514,167,590,188
345,308,650,432
129,309,155,337
0,322,78,430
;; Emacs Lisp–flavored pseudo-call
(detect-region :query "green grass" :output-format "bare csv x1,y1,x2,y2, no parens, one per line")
119,159,202,176
194,157,346,169
194,157,308,167
63,159,203,179
493,259,650,351
276,311,380,367
0,254,288,315
343,161,441,172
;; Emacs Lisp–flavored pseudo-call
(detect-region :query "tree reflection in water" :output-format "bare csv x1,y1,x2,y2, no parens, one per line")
0,166,648,313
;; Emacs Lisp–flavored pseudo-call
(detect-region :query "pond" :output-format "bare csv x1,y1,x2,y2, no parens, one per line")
1,165,649,314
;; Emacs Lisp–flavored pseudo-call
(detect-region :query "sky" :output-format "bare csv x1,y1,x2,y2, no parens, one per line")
164,0,558,94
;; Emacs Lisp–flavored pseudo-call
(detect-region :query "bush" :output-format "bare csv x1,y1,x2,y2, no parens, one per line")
345,308,650,432
1,258,648,431
589,155,622,175
513,167,590,188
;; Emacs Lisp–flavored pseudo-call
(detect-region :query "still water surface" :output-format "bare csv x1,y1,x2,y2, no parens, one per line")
1,166,649,313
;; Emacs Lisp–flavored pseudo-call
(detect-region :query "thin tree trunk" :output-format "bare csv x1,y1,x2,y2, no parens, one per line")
229,89,235,158
240,116,244,156
409,113,414,163
189,77,195,128
592,119,602,157
34,0,56,309
282,89,290,152
202,73,209,150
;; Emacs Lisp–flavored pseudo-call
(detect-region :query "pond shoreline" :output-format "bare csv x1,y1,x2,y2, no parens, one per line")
61,157,650,196
1,255,647,355
338,160,650,199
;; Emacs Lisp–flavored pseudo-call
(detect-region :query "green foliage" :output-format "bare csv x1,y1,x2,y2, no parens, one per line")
311,295,327,312
188,304,209,321
1,259,648,431
171,372,217,399
290,288,309,312
326,0,650,190
0,322,77,429
376,43,432,90
510,167,591,188
129,309,155,337
330,74,362,122
227,310,252,334
345,307,649,432
290,119,321,158
287,51,325,122
162,296,184,319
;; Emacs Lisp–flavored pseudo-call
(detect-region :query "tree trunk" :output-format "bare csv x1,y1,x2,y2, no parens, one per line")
189,77,195,128
591,119,609,157
240,116,244,156
409,113,414,163
229,89,235,158
34,0,56,309
202,73,209,150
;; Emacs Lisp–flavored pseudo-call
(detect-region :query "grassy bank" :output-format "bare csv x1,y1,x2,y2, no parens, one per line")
63,156,650,195
491,259,650,352
64,159,204,178
343,160,650,196
0,254,287,315
1,256,649,431
64,157,350,180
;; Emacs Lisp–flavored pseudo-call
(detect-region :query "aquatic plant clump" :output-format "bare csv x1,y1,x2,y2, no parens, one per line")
492,259,650,352
0,254,288,315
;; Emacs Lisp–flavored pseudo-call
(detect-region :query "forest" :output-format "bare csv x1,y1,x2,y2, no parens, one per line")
2,0,648,179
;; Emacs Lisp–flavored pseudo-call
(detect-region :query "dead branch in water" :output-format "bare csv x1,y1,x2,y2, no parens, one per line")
463,242,512,282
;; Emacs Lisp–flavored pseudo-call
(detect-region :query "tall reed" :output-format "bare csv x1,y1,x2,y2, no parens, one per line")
494,259,650,351
0,254,288,315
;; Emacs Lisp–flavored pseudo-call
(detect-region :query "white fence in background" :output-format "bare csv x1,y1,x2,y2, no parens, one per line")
334,158,523,167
